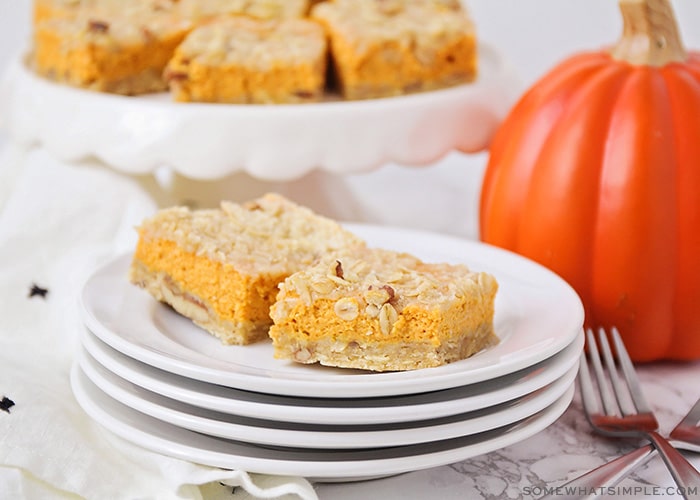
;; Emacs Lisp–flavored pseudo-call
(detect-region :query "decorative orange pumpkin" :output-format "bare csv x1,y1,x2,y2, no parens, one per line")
479,0,700,361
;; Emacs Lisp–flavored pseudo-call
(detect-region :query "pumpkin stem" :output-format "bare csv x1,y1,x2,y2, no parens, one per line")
611,0,687,66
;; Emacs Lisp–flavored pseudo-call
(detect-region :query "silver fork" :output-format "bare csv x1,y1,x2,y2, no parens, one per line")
576,327,700,498
544,396,700,497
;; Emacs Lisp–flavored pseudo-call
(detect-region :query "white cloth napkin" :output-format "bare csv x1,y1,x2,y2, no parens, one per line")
0,145,318,500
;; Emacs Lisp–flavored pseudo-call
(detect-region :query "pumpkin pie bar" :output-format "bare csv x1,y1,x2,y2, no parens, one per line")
32,0,191,95
164,16,327,104
269,248,499,371
129,193,366,345
311,0,478,99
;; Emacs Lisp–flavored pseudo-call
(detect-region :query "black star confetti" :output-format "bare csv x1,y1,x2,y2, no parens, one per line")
0,396,15,413
29,283,49,299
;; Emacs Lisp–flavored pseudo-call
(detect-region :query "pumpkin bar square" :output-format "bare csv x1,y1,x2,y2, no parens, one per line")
128,193,366,345
177,0,311,23
311,0,478,100
164,16,327,104
32,1,191,95
269,248,499,372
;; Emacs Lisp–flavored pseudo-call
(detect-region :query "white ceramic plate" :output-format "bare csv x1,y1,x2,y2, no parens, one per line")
77,346,578,450
81,327,583,425
0,44,520,181
70,364,575,481
80,224,584,398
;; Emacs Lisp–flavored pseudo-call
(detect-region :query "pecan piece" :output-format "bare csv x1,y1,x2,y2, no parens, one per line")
87,19,110,34
334,260,344,279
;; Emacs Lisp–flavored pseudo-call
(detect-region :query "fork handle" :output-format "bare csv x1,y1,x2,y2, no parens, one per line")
646,431,700,498
539,445,655,500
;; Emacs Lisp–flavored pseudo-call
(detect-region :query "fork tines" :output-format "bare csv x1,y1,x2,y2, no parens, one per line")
580,327,652,418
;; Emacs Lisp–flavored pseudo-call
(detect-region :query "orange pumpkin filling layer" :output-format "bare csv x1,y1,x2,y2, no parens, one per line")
133,237,283,326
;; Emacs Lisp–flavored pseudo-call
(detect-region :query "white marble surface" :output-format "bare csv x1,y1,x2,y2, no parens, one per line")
2,1,700,499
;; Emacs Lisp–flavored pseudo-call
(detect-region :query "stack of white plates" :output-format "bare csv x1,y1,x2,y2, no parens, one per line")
72,224,584,482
